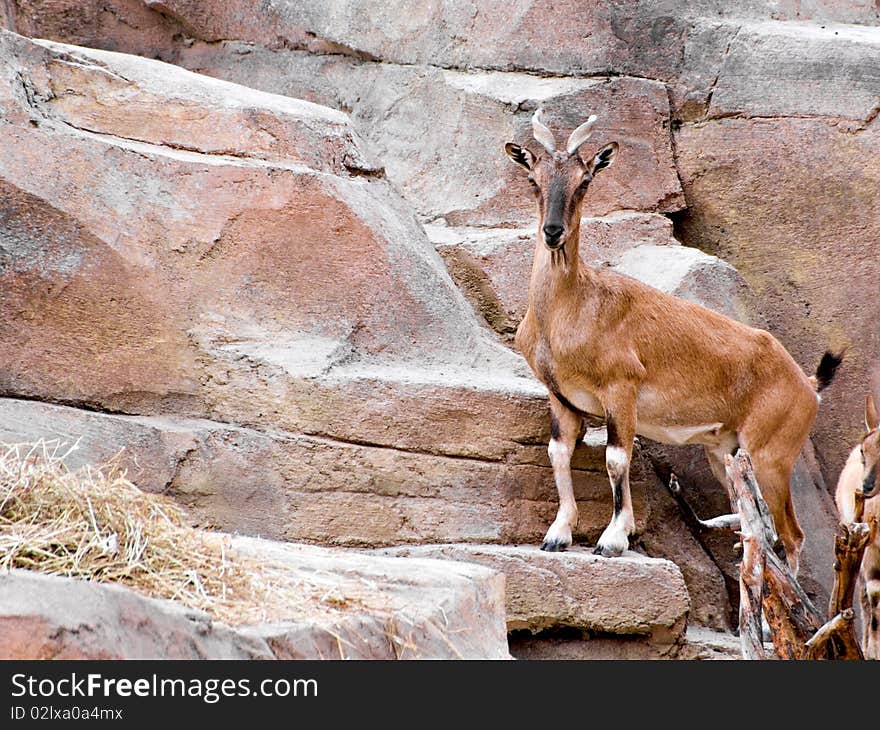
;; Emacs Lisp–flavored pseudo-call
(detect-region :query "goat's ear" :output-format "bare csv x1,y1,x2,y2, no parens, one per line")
505,143,535,171
866,393,879,432
588,142,618,175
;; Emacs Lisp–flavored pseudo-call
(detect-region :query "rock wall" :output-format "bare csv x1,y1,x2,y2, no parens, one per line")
2,2,877,635
6,1,872,480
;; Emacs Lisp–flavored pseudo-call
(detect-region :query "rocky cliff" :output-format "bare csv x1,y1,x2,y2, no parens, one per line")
2,1,877,649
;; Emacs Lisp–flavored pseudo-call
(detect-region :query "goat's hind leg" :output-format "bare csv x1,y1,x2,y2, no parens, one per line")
541,395,583,552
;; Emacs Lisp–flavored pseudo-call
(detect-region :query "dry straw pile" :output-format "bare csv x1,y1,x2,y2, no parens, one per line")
0,441,356,625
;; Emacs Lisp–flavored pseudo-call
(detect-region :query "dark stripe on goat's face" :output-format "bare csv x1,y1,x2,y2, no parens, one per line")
863,466,877,498
543,176,568,234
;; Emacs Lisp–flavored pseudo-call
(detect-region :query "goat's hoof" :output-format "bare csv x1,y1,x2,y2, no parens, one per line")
593,543,624,558
541,539,569,552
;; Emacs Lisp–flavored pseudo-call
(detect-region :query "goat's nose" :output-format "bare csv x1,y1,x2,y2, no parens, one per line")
543,224,563,242
863,469,877,498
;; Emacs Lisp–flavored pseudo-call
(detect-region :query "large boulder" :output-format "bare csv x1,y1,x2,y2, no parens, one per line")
0,32,548,465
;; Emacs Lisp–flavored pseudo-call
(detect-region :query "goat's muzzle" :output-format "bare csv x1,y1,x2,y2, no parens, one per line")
863,468,878,499
543,223,564,250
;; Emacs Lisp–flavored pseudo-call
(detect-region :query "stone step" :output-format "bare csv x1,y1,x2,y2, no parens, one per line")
0,535,509,659
377,543,690,648
509,625,744,660
0,397,623,548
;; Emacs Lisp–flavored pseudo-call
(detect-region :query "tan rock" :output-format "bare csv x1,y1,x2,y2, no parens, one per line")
0,398,632,549
379,543,689,643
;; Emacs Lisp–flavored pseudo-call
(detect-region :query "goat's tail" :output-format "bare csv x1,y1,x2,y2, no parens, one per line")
809,350,845,394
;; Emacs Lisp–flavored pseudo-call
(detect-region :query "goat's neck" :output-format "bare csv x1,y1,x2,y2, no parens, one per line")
528,220,592,324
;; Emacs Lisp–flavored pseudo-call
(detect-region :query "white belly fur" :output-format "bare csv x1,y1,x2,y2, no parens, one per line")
560,387,728,448
635,422,726,446
564,389,604,417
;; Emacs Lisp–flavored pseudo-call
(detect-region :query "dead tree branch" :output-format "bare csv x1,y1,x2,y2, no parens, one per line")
723,450,867,660
805,609,862,660
665,474,740,533
738,532,766,660
829,521,871,618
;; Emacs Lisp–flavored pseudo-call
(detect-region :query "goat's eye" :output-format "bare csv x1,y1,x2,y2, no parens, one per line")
861,446,867,465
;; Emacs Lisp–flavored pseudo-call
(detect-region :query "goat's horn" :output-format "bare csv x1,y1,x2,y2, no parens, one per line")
566,114,598,156
532,109,556,153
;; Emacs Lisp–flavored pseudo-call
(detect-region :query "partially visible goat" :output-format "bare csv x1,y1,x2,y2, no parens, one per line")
835,379,880,659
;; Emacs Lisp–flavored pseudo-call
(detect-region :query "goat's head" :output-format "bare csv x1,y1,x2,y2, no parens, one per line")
860,391,880,499
504,110,618,251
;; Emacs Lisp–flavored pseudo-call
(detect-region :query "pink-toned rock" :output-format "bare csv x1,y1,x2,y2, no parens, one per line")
32,38,380,174
5,0,183,58
675,115,880,484
130,0,694,78
5,397,737,631
2,1,872,642
6,1,879,81
161,54,684,225
0,30,545,462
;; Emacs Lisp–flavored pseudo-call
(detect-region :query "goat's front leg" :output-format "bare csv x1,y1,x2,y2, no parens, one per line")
541,395,583,552
595,387,637,558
